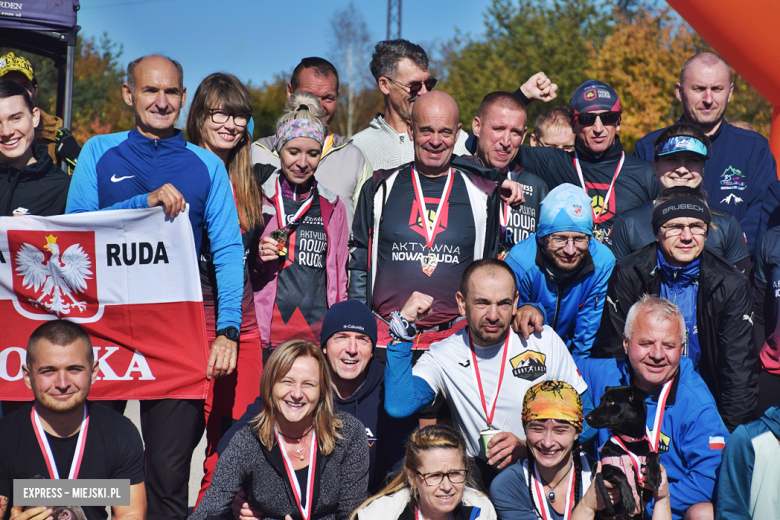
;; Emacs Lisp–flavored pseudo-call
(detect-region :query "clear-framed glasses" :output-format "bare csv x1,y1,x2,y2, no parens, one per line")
661,222,708,236
385,76,438,97
548,234,591,248
416,470,468,486
209,108,250,127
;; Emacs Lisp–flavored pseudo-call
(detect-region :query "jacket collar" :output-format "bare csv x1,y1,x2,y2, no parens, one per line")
632,242,724,299
0,143,53,176
678,115,727,144
625,362,681,407
129,128,186,147
574,134,624,162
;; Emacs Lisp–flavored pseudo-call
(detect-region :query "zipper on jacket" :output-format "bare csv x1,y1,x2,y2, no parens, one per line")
552,284,562,330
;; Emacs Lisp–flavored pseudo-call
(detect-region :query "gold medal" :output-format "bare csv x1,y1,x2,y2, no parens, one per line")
593,227,606,243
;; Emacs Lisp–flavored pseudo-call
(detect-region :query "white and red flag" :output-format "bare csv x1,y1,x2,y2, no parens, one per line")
0,207,209,400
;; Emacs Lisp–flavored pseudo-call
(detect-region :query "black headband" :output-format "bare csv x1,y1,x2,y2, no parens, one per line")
652,197,711,235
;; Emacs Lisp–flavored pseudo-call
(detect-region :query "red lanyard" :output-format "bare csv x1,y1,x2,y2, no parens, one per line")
275,427,318,520
530,461,576,520
468,332,511,427
411,166,453,249
572,151,625,223
499,202,510,239
274,178,315,231
646,378,674,452
31,404,89,479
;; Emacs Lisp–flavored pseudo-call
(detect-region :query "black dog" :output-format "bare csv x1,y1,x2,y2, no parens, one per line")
585,385,662,519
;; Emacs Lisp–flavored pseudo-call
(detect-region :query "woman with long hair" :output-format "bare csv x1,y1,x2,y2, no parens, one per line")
352,424,496,520
186,72,265,501
253,94,349,358
191,340,369,520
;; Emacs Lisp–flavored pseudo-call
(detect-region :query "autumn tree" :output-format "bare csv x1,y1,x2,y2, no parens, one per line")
245,74,288,141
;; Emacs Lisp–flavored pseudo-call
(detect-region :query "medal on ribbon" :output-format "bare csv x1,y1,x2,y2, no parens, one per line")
411,166,453,277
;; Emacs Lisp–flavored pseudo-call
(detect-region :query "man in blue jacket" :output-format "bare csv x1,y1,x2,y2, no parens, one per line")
633,53,777,256
65,54,244,520
581,295,728,520
715,402,780,519
504,183,614,358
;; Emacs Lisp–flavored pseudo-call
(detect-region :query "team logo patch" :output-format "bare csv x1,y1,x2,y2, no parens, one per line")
721,194,744,205
9,231,99,320
585,181,616,224
409,196,449,239
584,89,597,101
720,166,746,191
510,350,547,381
566,202,586,220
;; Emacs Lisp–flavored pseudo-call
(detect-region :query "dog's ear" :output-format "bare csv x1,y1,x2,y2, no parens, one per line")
628,386,649,403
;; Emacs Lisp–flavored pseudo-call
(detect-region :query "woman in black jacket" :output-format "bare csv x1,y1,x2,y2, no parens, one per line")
0,80,70,216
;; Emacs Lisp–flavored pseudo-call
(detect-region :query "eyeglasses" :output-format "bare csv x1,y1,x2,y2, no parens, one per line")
385,76,438,97
548,235,591,247
661,223,708,236
576,112,621,127
416,470,468,486
209,109,250,128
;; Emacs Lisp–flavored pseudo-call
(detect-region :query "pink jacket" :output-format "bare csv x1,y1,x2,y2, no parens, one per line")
251,172,349,346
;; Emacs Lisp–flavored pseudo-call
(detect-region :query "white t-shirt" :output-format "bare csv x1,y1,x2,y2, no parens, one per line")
414,325,587,459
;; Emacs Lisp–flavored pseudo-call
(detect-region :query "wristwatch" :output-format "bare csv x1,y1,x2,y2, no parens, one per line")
215,326,240,342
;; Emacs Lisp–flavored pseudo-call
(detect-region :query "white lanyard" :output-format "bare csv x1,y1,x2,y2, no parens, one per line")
274,178,315,230
31,404,89,479
646,378,674,452
573,151,625,223
275,427,317,520
411,165,453,249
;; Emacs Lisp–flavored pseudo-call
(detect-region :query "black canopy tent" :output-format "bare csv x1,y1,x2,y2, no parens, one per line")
0,0,80,128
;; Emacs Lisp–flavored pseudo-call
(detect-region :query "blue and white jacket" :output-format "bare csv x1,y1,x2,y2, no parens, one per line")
580,357,729,520
66,129,243,329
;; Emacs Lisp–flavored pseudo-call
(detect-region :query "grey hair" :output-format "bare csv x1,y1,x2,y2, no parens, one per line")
126,55,184,92
624,294,686,347
369,39,429,82
275,92,327,131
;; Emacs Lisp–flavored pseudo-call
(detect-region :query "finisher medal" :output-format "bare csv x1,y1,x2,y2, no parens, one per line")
421,249,438,277
271,229,289,257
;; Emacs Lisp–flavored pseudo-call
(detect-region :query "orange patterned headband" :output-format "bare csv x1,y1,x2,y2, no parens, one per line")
522,380,583,433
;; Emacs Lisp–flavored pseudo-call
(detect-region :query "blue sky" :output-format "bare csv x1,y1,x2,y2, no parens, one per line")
78,0,495,96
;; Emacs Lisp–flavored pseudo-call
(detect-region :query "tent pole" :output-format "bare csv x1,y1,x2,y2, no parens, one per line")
63,27,77,129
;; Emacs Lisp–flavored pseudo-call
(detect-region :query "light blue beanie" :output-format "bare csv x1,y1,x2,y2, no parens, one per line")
536,184,594,238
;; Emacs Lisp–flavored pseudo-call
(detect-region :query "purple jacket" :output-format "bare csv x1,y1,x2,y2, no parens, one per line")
251,171,349,346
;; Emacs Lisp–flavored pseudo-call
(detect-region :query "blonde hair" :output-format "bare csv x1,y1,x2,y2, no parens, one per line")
350,425,478,520
249,340,342,455
276,92,327,131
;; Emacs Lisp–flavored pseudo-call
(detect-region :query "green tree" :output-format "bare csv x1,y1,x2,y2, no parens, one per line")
246,73,289,141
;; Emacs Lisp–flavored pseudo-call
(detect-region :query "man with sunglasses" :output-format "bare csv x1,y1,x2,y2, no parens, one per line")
504,184,615,359
597,187,758,432
66,54,244,520
515,80,659,245
633,53,777,257
251,57,372,226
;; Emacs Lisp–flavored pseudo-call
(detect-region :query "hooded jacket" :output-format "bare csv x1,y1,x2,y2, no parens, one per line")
715,403,780,519
595,242,758,431
252,170,349,345
217,359,416,493
0,144,70,216
504,184,615,357
517,136,659,242
348,156,501,314
251,133,372,227
635,118,777,256
752,226,780,374
580,356,729,520
355,487,496,520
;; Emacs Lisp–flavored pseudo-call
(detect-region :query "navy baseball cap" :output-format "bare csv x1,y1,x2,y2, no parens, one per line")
570,80,621,115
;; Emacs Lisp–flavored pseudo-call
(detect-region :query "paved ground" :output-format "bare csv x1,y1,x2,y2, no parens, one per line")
124,400,207,510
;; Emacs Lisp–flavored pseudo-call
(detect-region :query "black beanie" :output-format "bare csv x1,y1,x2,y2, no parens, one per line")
320,300,377,348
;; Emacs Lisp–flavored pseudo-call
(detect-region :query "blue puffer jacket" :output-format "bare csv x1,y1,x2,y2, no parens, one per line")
505,184,615,357
580,356,729,520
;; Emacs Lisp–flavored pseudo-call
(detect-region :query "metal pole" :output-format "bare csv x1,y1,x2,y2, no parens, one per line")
63,28,77,129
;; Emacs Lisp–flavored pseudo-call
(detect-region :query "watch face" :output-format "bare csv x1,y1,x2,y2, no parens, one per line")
226,327,240,341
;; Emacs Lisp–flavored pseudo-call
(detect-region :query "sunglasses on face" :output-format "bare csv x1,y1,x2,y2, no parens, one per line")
385,76,438,97
576,111,621,127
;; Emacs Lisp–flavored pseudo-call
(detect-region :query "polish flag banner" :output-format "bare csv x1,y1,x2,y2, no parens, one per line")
0,207,209,400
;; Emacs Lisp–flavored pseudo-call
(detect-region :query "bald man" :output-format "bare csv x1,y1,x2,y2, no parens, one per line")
634,53,777,256
349,91,503,353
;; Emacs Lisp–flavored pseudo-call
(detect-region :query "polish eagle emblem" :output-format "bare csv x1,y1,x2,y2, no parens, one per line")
14,234,93,316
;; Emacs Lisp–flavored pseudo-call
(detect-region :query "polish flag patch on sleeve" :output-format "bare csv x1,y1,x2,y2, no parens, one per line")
709,436,725,450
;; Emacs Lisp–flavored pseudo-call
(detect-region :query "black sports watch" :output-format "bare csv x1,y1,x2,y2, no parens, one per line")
215,326,240,342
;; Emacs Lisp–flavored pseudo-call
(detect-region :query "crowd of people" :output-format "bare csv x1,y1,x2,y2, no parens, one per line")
1,34,779,520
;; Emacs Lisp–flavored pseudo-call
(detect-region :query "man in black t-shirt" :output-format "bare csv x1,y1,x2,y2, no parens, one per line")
350,91,502,352
517,80,660,245
464,91,549,256
0,321,145,520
